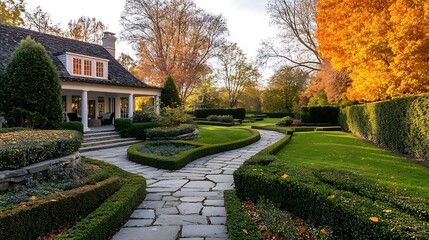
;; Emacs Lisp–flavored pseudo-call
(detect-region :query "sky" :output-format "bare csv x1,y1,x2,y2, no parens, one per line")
26,0,277,79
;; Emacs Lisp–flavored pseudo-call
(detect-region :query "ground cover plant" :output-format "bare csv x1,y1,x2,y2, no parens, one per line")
0,130,81,169
137,141,197,157
128,126,260,170
234,130,429,239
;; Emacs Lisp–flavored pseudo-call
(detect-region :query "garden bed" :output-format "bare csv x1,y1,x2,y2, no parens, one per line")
234,128,429,239
0,158,146,240
128,127,260,170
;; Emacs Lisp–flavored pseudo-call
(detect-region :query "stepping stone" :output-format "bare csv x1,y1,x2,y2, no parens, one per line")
138,201,165,209
183,181,215,189
154,215,208,225
130,209,155,219
210,217,226,225
203,200,224,206
212,183,234,191
206,175,234,183
124,219,153,227
112,226,180,240
181,225,228,238
145,194,163,201
156,207,179,215
150,179,188,188
202,207,226,217
177,202,203,215
181,197,205,202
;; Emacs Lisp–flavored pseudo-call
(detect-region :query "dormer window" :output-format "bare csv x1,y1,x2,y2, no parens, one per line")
73,58,82,75
96,61,104,78
58,52,109,79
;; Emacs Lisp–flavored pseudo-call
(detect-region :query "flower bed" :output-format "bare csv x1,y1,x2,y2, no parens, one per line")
137,142,197,157
0,130,81,170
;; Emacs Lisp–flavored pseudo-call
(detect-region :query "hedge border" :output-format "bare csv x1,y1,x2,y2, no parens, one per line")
128,128,261,170
56,158,146,240
195,120,235,127
234,127,429,239
0,174,122,240
224,190,264,240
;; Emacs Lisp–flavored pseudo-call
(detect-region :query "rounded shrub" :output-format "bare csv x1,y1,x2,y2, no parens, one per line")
2,37,62,129
145,124,196,139
276,116,294,126
59,121,84,135
132,111,156,123
160,76,181,108
114,118,133,137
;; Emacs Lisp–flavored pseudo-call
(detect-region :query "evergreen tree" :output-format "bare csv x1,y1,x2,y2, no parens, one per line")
160,76,181,108
3,37,63,129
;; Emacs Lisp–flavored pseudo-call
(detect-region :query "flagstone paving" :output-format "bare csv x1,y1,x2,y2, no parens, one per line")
83,130,284,240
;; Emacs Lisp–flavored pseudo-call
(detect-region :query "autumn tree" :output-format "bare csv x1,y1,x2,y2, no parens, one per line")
263,66,308,112
0,0,25,26
188,72,222,110
259,0,321,72
302,59,352,104
316,0,429,101
66,16,107,44
24,6,63,35
216,43,260,108
121,0,228,103
117,53,136,71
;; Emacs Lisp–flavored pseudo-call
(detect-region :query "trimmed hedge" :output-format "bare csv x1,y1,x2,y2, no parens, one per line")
133,122,159,140
263,112,294,118
114,118,133,138
338,94,429,160
59,121,84,135
0,127,29,133
128,129,261,170
56,158,146,240
207,115,234,123
234,126,429,239
0,176,122,240
224,190,264,240
145,124,196,139
0,130,81,169
195,108,246,120
195,120,235,127
301,106,339,125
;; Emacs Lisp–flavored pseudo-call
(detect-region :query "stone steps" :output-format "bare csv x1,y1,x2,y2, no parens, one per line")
80,130,141,153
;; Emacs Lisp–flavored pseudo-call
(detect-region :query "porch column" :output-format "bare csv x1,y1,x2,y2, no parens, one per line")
66,95,72,113
115,96,121,120
81,90,90,132
154,95,160,115
128,94,134,118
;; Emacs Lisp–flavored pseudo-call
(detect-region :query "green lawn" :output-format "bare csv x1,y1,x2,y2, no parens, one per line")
276,131,429,195
192,126,253,144
241,118,281,128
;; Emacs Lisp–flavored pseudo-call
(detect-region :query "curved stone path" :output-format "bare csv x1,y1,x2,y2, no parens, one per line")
83,130,284,240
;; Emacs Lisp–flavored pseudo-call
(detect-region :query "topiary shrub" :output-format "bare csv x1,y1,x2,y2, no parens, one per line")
1,37,62,129
276,116,294,126
195,108,246,120
160,76,181,108
58,121,84,135
114,118,133,138
132,122,159,140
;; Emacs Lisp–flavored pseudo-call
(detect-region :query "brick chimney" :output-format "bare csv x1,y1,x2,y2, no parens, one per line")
102,32,116,57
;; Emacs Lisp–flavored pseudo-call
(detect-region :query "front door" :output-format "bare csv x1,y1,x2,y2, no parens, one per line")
88,100,96,120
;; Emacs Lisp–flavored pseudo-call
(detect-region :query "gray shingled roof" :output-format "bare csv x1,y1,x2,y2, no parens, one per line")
0,24,158,89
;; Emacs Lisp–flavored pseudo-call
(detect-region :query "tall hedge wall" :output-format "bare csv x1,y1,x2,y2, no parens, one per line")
194,108,246,120
338,94,429,161
301,106,339,124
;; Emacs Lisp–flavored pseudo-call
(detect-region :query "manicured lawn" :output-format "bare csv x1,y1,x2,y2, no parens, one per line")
192,126,253,144
276,131,429,195
241,118,281,128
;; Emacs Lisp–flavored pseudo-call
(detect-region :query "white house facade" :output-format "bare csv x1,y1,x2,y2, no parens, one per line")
0,25,161,131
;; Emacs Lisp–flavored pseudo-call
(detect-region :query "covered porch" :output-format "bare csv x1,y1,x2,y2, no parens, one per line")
61,82,161,132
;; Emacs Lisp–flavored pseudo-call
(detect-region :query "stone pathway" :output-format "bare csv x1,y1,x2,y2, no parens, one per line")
83,130,284,240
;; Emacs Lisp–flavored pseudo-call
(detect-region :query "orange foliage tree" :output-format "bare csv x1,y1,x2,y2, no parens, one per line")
121,0,228,104
316,0,429,102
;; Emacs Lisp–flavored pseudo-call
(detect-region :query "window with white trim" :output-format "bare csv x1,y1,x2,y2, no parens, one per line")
61,53,108,79
73,58,82,75
84,60,92,76
96,61,104,78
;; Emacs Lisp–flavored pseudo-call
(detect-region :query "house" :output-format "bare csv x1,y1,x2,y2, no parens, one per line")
0,24,161,131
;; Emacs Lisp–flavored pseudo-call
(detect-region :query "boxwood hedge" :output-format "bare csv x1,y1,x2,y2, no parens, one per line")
0,130,81,169
195,108,246,120
338,94,429,160
301,106,339,125
128,129,261,170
